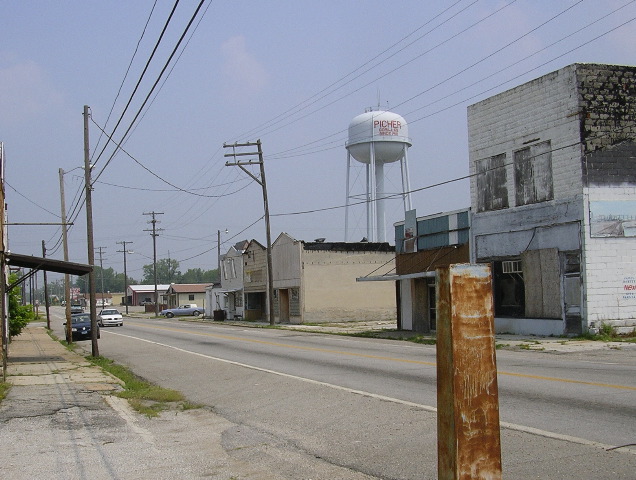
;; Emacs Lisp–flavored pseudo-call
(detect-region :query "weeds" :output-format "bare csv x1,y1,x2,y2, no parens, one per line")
86,355,200,417
0,382,10,402
576,324,636,343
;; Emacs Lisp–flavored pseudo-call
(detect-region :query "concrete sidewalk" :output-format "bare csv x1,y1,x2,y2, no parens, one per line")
0,326,299,480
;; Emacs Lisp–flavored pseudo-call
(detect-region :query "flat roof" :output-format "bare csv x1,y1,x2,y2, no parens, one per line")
6,252,92,276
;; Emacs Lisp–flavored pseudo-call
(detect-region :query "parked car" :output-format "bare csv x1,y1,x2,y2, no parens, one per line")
139,300,154,306
70,304,83,314
98,308,124,327
160,304,204,318
66,313,100,341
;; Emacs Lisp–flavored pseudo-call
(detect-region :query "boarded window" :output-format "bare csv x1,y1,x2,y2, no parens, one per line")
476,153,508,212
514,141,553,206
521,248,561,319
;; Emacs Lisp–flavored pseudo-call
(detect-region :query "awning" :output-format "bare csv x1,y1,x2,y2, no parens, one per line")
5,252,92,276
356,271,436,282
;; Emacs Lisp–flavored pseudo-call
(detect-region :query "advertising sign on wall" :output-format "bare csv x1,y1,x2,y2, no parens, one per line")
589,200,636,237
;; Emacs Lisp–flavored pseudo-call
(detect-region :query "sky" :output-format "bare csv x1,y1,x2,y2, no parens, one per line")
2,0,635,284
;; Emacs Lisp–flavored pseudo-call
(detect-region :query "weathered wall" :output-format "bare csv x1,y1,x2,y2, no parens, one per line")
576,64,636,332
468,64,583,209
272,233,302,290
468,63,636,333
243,243,267,293
302,250,396,322
577,65,636,154
582,185,636,331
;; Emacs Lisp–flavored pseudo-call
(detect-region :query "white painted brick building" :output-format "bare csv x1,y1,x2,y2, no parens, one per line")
468,63,636,335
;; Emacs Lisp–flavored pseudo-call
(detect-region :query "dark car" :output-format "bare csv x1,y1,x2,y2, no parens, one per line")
67,313,100,341
70,304,84,314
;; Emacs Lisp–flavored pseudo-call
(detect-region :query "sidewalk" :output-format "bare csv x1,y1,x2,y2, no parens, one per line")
0,326,295,480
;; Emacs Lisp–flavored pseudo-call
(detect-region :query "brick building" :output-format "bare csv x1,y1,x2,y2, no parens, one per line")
468,63,636,335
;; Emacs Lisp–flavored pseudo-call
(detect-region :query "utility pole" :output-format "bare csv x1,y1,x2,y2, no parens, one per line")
59,168,72,343
116,241,133,314
95,246,107,306
42,241,50,329
217,228,227,280
143,211,163,316
1,141,6,380
224,140,275,326
83,105,98,357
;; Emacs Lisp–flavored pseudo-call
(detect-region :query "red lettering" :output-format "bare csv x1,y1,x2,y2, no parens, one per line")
624,284,636,290
373,120,402,129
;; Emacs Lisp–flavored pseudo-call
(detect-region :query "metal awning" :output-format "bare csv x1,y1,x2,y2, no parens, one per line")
356,271,436,282
5,252,92,276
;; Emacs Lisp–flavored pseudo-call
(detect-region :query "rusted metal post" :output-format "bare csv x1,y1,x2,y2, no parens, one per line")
436,264,502,480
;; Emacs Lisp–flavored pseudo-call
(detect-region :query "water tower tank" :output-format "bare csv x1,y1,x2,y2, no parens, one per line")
346,110,411,163
344,110,413,243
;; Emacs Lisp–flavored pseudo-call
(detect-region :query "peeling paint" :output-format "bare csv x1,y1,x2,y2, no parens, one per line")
437,264,502,480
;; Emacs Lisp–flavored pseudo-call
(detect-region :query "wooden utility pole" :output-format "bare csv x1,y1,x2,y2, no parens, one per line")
436,264,502,480
224,140,275,325
95,246,107,305
59,168,72,343
42,241,50,329
116,241,133,315
1,141,7,380
143,212,163,316
83,105,99,357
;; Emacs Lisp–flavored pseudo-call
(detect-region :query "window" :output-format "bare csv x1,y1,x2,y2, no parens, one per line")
493,260,525,317
188,294,195,301
514,141,553,206
476,153,508,212
223,258,236,280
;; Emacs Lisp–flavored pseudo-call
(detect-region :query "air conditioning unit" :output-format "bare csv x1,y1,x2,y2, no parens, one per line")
502,260,522,274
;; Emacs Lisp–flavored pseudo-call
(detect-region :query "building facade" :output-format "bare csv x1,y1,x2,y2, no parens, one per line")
164,283,211,309
468,63,636,335
394,209,471,332
272,233,396,324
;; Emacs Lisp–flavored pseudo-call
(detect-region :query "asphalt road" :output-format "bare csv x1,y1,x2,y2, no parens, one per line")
49,307,636,479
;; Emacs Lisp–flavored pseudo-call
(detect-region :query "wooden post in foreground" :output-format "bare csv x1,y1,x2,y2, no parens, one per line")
436,264,502,480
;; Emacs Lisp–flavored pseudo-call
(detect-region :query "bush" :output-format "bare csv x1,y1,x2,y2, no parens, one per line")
8,273,36,337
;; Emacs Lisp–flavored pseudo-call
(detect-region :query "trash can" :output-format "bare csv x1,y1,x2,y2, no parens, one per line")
213,309,226,321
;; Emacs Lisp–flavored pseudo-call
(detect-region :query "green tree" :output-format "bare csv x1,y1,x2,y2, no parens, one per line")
180,268,218,284
142,258,181,284
8,273,36,337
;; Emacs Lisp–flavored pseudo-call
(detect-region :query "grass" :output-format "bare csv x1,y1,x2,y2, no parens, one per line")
86,355,201,417
575,323,636,343
0,381,10,402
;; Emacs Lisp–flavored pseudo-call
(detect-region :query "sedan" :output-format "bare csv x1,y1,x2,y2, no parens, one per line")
67,313,100,341
98,308,124,327
70,304,84,314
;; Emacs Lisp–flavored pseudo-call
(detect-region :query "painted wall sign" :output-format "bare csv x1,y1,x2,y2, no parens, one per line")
589,200,636,237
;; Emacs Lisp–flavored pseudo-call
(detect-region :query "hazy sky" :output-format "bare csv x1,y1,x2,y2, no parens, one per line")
2,0,635,282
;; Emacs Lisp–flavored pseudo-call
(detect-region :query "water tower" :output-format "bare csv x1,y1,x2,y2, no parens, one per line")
345,109,412,242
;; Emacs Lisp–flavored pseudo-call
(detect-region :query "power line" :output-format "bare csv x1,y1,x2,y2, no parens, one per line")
93,0,208,182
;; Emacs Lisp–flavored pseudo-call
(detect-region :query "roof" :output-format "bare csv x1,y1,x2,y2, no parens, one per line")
302,241,395,253
5,252,92,276
166,283,211,294
128,284,170,293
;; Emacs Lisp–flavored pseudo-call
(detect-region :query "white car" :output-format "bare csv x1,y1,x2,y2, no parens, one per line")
98,308,124,327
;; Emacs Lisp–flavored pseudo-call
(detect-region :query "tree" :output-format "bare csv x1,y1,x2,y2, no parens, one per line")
8,273,35,337
180,268,218,284
142,258,181,284
71,268,136,293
